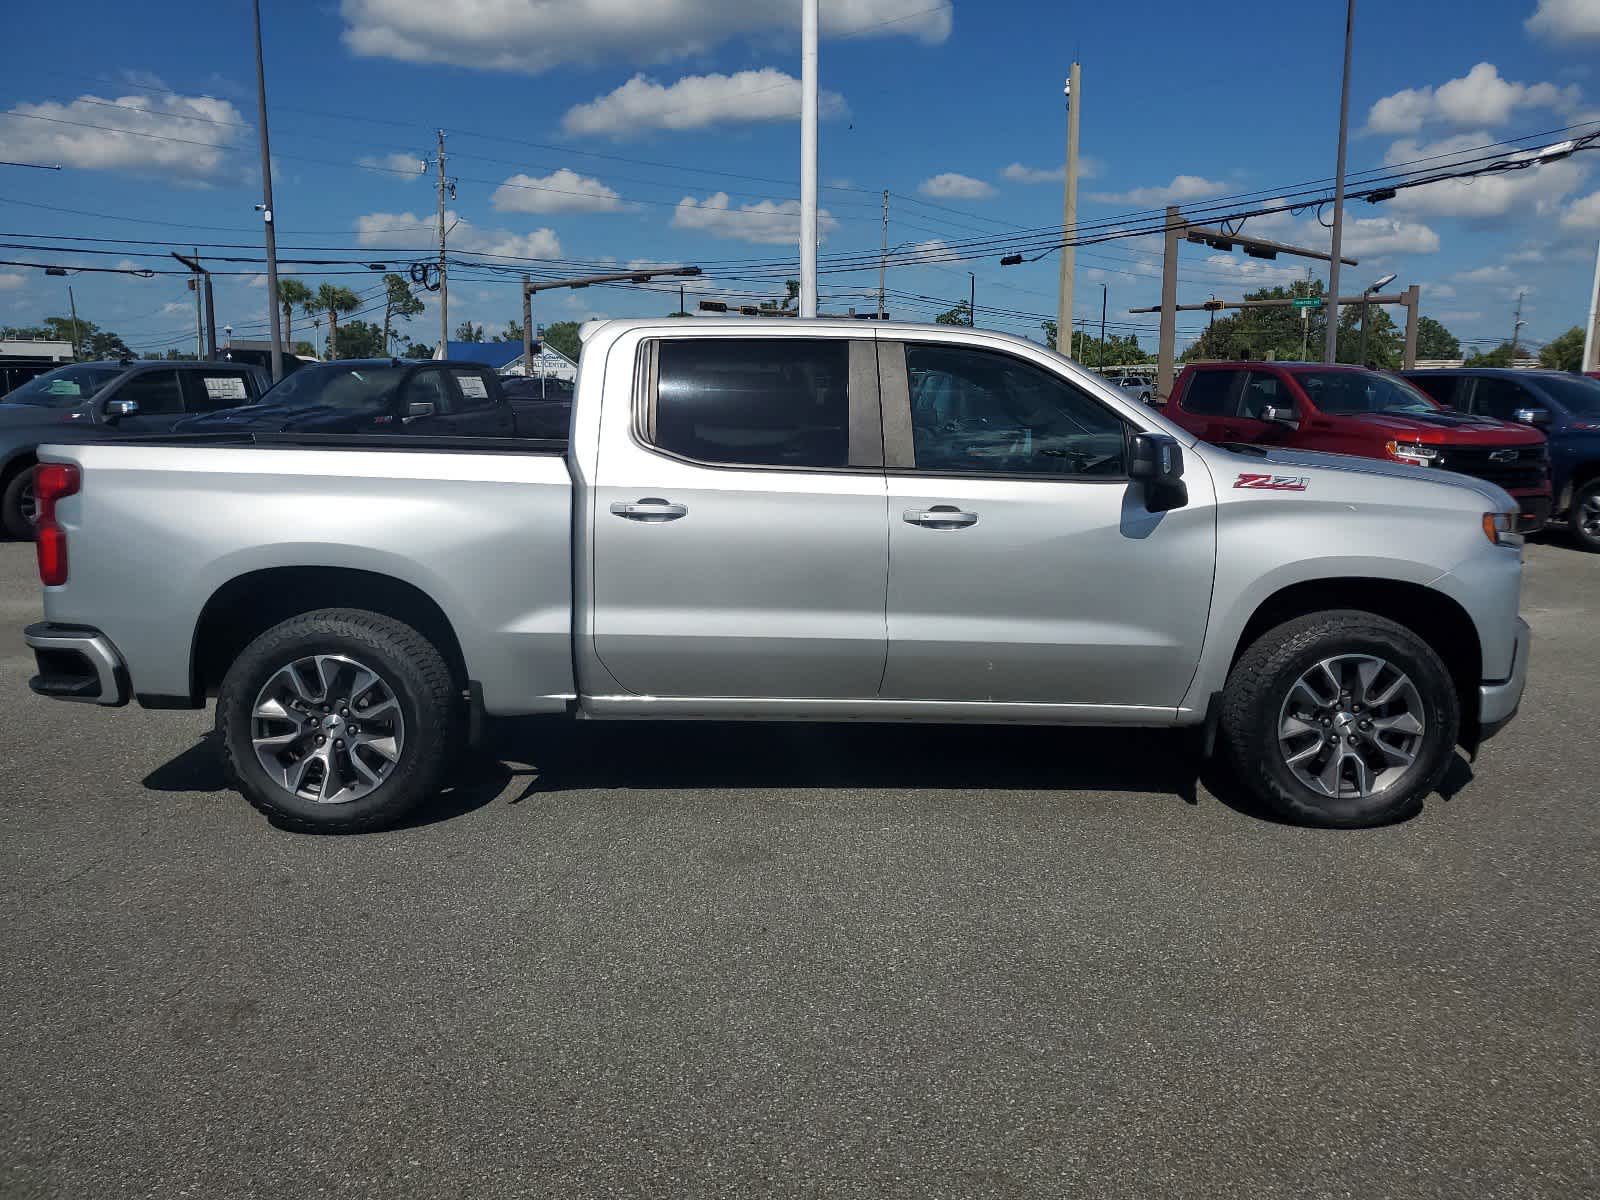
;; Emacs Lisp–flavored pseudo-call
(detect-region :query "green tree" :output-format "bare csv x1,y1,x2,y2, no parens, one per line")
1538,326,1586,372
1182,280,1330,363
380,274,424,351
37,316,131,361
307,283,360,358
541,321,581,362
291,340,317,358
277,278,314,349
401,340,433,359
1415,316,1460,360
1464,342,1516,367
1336,303,1402,368
454,320,484,343
495,317,524,343
332,319,385,359
935,300,971,326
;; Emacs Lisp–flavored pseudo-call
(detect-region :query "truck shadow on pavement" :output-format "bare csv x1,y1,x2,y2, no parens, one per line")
143,719,1474,831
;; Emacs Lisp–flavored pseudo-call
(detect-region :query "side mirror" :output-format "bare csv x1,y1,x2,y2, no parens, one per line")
1129,432,1188,513
403,400,436,423
1261,404,1300,429
1514,406,1551,428
102,398,140,422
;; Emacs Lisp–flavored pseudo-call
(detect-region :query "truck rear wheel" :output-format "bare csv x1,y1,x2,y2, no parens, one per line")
216,608,460,833
1570,479,1600,552
1221,611,1459,828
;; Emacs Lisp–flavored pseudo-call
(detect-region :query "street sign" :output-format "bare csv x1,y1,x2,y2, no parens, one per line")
1291,297,1322,309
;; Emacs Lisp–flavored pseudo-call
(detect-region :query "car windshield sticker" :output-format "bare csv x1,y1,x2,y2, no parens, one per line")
203,376,248,401
458,375,489,399
1234,473,1309,491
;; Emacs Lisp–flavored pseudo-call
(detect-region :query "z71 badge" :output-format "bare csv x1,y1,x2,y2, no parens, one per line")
1234,473,1309,491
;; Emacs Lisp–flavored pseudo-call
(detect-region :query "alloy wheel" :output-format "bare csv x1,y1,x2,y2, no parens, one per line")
251,654,405,804
1277,654,1425,799
19,480,38,525
1581,492,1600,540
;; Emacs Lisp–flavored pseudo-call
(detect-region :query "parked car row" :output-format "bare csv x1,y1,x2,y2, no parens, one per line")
1162,360,1600,551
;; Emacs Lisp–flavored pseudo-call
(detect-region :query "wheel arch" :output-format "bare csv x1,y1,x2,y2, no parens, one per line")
0,446,38,491
189,566,470,705
1229,577,1482,746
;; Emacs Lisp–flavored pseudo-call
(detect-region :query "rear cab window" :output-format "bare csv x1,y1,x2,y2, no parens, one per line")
182,368,257,413
446,366,499,411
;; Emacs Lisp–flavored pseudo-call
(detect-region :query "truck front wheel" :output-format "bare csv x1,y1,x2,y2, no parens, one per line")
2,467,38,541
1570,479,1600,552
216,608,461,833
1221,611,1460,828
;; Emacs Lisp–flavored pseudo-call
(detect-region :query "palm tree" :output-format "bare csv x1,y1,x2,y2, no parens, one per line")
277,278,313,350
308,283,361,358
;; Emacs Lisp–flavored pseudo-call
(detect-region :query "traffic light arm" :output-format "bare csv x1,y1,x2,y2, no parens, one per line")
1184,226,1358,267
1129,293,1407,314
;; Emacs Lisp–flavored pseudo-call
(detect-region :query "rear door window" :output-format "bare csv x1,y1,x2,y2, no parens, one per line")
113,370,184,414
1239,371,1289,419
1470,377,1536,422
182,369,256,413
651,338,851,468
1179,369,1245,415
447,366,497,411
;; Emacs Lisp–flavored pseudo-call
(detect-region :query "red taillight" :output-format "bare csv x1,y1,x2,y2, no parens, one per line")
34,462,79,587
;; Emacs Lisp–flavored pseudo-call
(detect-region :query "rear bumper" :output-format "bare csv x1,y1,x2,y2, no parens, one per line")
24,622,130,707
1478,617,1530,741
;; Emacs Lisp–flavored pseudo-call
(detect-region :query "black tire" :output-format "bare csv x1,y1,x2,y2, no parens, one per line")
1569,478,1600,553
1221,610,1460,828
216,608,461,833
1,466,36,541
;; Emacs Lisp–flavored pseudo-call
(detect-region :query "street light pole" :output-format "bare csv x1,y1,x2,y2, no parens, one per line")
968,272,976,327
1099,282,1108,368
1056,62,1081,356
798,0,819,318
251,0,284,383
1323,0,1355,364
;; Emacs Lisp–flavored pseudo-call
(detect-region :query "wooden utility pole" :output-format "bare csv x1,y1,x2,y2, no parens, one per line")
1401,284,1420,369
522,272,533,378
798,0,818,318
1584,240,1600,372
1157,206,1181,398
251,0,284,382
1056,62,1081,356
1323,0,1356,363
66,285,81,359
436,129,449,358
878,189,889,320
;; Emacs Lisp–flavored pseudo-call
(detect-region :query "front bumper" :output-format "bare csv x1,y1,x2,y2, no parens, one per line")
1478,617,1530,741
24,622,130,706
1510,493,1552,534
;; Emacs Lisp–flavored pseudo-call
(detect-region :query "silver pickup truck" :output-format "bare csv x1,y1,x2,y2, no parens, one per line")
25,319,1529,831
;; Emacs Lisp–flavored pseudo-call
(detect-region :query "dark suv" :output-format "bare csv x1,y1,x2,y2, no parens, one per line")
0,359,269,538
1404,368,1600,551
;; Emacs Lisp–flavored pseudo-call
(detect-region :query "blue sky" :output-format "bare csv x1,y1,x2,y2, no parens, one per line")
1,0,1598,358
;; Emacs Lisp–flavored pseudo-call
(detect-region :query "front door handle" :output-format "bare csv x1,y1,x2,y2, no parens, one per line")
904,505,979,529
610,498,688,522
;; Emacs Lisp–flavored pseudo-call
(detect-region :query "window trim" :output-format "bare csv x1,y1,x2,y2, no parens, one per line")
879,339,1134,483
630,335,884,475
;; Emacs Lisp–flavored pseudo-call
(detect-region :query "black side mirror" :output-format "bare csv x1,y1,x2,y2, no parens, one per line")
1261,404,1299,429
1129,432,1188,513
1514,405,1551,428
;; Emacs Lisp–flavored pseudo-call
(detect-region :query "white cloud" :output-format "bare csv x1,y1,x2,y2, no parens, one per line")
1527,0,1600,40
1391,157,1584,219
562,69,845,137
1339,216,1441,256
1561,188,1600,229
901,239,951,264
0,90,244,180
1455,264,1514,284
1088,174,1227,206
1003,162,1063,184
671,192,838,244
490,168,625,214
1199,253,1306,289
0,272,25,291
354,210,562,259
1366,62,1581,133
919,172,996,200
1439,310,1484,322
1422,282,1458,299
358,151,425,176
341,0,951,72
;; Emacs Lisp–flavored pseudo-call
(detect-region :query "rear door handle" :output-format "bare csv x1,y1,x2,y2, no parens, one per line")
610,498,687,522
904,505,979,529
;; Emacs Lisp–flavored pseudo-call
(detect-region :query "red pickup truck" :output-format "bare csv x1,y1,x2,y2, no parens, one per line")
1165,362,1553,530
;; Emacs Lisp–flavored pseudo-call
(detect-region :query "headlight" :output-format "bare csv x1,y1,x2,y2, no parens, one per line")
1386,440,1439,466
1482,511,1523,548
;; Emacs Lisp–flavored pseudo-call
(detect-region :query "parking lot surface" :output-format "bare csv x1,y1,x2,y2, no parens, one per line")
1,538,1596,1199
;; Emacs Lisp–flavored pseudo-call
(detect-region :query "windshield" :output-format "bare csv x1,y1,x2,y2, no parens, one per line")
1538,374,1600,417
3,364,125,408
256,364,406,410
1298,369,1439,416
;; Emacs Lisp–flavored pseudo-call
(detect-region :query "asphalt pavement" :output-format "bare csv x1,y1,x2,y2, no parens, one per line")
1,538,1596,1199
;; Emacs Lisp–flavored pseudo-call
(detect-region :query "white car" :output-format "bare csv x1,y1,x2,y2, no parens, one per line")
1113,375,1154,404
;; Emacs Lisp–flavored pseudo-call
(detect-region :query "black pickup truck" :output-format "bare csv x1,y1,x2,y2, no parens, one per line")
0,358,270,538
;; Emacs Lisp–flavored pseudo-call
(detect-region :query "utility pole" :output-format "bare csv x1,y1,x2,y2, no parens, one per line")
66,285,81,359
679,284,685,316
1401,284,1420,369
1099,282,1108,368
436,129,449,358
1056,62,1081,356
878,189,889,320
174,250,217,358
799,0,819,318
251,0,284,383
968,272,976,327
1323,0,1355,363
1584,240,1600,373
1510,290,1526,363
522,272,533,379
1157,205,1181,397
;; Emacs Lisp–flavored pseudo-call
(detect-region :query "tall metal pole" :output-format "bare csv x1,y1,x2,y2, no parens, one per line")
522,273,533,378
1402,284,1420,369
878,189,888,320
1323,0,1355,363
799,0,819,318
1156,205,1181,398
1056,62,1081,356
436,129,449,358
202,269,217,359
1584,240,1600,372
1099,282,1108,368
191,250,203,359
251,0,284,383
968,272,976,327
1510,289,1526,362
67,285,81,359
